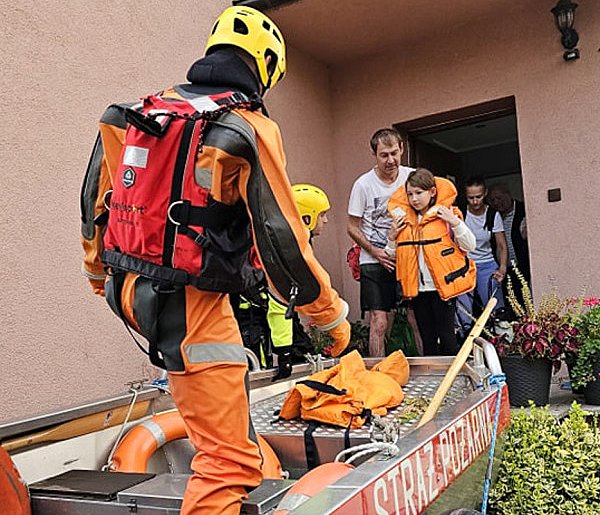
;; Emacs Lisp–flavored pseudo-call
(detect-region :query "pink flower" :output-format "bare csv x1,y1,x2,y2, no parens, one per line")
584,297,600,307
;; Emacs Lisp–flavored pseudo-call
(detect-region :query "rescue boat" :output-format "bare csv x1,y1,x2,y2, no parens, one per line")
0,331,509,515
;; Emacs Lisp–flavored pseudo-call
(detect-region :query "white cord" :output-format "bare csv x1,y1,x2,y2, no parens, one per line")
102,387,140,471
345,444,400,465
334,442,399,464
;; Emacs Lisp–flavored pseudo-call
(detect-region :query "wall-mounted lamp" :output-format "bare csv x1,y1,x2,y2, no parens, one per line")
551,0,579,61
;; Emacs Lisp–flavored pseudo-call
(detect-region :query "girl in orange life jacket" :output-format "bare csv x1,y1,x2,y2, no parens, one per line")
387,168,476,356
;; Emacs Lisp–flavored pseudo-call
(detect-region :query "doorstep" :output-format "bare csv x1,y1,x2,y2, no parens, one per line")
539,382,600,419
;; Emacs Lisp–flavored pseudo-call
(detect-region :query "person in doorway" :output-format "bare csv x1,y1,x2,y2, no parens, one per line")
456,176,508,335
80,7,350,514
487,183,530,310
347,128,414,357
388,168,476,356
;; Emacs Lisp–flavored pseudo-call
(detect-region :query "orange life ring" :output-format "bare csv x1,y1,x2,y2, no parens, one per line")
0,447,30,515
111,410,282,479
273,462,355,514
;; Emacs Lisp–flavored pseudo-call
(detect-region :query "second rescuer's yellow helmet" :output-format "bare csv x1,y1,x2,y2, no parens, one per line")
205,6,286,91
292,184,331,232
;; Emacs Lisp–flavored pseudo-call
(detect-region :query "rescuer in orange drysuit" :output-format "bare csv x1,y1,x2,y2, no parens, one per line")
80,6,350,514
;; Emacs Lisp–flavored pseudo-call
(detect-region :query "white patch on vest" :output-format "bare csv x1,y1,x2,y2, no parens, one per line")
123,146,149,169
187,96,220,113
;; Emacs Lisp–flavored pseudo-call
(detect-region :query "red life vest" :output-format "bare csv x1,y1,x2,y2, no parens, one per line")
103,91,263,292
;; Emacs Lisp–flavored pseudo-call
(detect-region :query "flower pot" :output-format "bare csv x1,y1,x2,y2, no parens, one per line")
500,355,553,407
584,360,600,405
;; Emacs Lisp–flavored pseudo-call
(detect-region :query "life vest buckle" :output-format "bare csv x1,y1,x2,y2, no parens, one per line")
193,232,210,248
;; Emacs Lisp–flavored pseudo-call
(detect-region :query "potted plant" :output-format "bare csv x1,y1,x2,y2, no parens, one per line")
490,268,580,407
569,300,600,404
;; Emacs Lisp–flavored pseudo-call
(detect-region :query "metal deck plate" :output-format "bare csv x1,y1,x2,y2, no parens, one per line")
253,374,472,438
253,374,473,473
118,474,294,514
29,470,155,501
118,473,188,509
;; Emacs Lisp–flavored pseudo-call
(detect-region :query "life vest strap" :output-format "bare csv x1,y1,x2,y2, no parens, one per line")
103,250,192,287
445,256,471,284
103,249,260,292
304,421,320,470
397,237,442,247
176,225,253,256
176,226,210,248
167,199,244,229
121,91,258,138
302,407,373,471
297,380,347,396
163,119,197,268
124,108,179,137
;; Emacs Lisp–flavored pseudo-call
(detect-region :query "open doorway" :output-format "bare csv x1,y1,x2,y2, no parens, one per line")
395,96,532,324
394,96,524,207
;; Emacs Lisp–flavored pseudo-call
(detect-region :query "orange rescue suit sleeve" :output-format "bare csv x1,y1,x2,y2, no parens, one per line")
80,110,126,296
209,109,349,342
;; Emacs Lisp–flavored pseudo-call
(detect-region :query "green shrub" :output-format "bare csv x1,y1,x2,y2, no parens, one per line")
349,320,369,354
489,402,600,514
571,306,600,389
385,307,417,356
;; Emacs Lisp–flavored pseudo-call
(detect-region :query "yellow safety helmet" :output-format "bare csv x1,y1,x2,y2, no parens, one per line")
205,6,286,91
292,184,331,232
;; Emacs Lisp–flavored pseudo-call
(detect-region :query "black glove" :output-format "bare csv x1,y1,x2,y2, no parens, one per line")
272,351,292,382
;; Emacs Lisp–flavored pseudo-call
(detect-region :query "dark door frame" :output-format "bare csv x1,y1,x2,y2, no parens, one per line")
394,96,516,167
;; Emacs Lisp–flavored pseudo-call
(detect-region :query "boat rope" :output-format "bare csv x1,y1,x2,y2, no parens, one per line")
102,385,141,471
334,442,399,465
369,414,400,444
480,373,506,515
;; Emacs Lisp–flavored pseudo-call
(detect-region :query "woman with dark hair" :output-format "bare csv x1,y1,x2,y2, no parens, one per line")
455,176,508,335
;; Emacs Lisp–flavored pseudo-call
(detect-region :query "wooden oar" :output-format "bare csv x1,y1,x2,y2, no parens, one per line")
1,400,150,452
417,297,497,428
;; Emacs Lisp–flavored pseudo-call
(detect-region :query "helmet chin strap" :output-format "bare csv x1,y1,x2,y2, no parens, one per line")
260,55,274,97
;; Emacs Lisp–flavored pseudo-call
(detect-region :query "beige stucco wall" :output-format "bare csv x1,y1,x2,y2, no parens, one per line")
0,1,334,420
329,2,600,319
2,0,598,421
267,47,340,290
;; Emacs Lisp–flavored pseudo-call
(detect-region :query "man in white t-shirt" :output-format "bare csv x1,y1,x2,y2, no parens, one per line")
347,128,413,357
